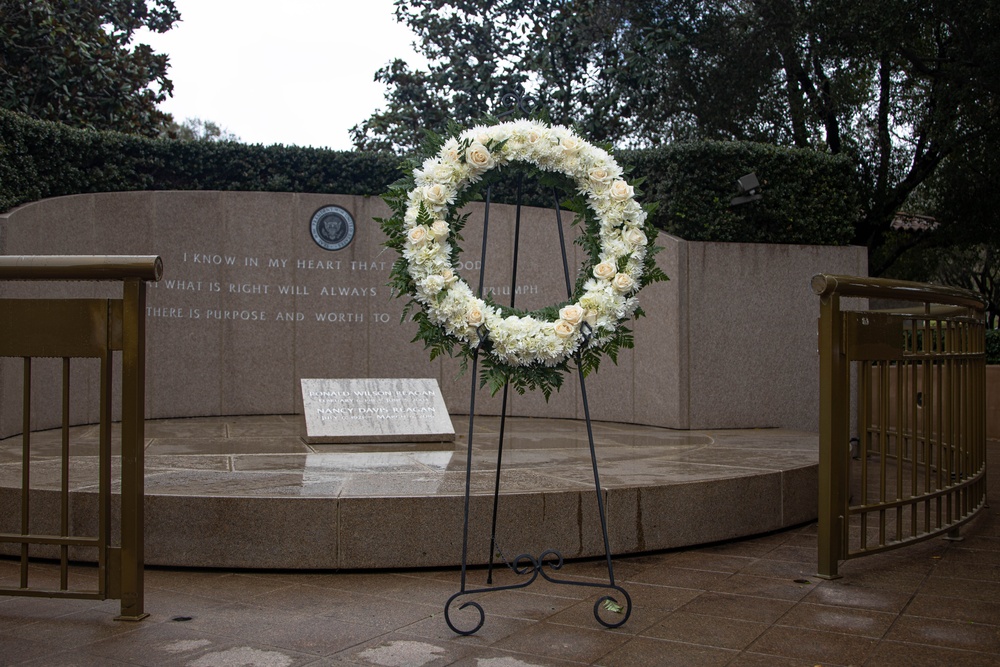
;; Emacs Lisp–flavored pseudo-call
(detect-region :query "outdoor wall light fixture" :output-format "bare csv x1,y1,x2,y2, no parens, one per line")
730,172,763,206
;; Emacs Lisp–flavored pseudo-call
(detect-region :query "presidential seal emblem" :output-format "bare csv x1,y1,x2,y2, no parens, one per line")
310,205,355,251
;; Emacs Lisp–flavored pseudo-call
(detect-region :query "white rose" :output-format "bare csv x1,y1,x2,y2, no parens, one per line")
559,304,584,326
623,227,647,248
430,220,449,241
407,226,429,245
560,135,582,154
583,309,598,328
423,183,450,206
610,180,634,201
441,268,458,286
466,304,485,327
593,261,616,280
613,272,636,293
589,166,613,186
553,319,576,339
466,143,494,171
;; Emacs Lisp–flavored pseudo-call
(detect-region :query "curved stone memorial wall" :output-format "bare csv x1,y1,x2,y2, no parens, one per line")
0,191,866,437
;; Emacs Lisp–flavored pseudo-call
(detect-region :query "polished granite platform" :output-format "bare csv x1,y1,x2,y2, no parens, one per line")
0,415,819,569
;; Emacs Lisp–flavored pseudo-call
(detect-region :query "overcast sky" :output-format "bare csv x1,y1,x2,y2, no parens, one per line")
137,0,426,150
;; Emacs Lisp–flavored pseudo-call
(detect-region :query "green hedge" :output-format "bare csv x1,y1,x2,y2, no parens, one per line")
0,108,858,245
0,108,401,211
622,142,858,245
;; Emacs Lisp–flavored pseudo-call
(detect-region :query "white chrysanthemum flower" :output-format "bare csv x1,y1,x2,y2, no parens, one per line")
420,274,446,295
625,257,645,276
604,238,629,259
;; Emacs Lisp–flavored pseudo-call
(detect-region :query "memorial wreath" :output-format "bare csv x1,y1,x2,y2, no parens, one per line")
380,119,667,398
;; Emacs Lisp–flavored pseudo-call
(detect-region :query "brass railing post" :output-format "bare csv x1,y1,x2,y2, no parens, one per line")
117,277,147,620
817,290,847,578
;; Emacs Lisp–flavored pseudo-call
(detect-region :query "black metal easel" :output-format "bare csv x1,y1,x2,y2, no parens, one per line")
444,93,631,636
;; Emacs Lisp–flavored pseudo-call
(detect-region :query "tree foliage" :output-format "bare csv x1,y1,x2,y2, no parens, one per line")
936,244,1000,329
356,0,999,275
887,131,1000,326
161,117,241,142
0,0,179,137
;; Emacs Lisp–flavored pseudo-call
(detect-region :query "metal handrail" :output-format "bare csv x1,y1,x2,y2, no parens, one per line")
0,254,159,619
815,273,987,579
0,255,162,281
812,273,985,309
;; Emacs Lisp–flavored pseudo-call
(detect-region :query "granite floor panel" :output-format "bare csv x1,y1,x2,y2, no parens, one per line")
3,508,1000,666
0,436,997,666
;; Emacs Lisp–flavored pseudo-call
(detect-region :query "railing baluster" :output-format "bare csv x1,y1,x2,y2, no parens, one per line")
20,357,31,589
61,357,70,591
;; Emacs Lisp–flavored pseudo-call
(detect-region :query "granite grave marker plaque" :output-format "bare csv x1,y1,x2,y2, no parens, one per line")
301,378,455,443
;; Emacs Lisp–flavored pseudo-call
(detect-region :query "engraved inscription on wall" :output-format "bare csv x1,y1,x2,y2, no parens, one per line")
145,251,539,325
